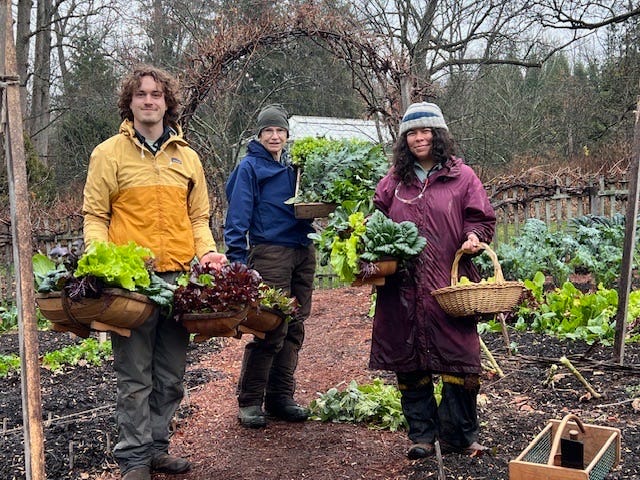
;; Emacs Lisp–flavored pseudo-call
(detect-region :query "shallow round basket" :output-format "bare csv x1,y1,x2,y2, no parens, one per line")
431,243,524,318
241,306,285,333
35,288,156,337
180,306,249,338
352,258,398,286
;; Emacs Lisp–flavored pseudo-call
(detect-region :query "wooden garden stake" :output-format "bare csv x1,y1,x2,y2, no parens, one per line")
497,313,512,354
613,91,640,365
2,1,46,478
68,441,74,470
559,356,602,399
434,439,446,480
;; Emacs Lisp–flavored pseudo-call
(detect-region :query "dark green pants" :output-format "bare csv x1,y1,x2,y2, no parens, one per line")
397,370,480,448
238,244,316,407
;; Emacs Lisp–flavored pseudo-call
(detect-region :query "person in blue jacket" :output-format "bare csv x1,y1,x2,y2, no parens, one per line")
224,104,316,428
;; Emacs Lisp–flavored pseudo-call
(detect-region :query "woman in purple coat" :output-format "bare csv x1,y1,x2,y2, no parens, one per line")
371,102,496,459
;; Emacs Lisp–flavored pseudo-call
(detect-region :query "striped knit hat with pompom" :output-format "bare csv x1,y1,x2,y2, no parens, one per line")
398,102,448,136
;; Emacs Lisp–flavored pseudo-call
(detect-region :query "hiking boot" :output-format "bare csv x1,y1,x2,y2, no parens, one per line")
265,402,309,422
238,405,267,428
122,466,150,480
407,443,435,459
151,453,191,474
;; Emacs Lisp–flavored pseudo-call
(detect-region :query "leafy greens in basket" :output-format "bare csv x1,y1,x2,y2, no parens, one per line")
173,262,262,316
32,241,175,307
309,202,427,283
256,284,299,321
288,137,388,205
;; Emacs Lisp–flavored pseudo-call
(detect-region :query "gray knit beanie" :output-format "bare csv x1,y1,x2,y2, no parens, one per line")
256,104,289,136
398,102,448,136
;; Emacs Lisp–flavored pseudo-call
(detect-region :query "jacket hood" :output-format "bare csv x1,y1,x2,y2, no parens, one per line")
246,138,281,162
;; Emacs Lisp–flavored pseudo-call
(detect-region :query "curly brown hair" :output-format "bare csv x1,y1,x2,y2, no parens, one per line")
117,64,181,126
392,128,456,184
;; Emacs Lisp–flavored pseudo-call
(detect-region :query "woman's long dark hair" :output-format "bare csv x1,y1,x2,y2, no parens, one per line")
392,128,456,184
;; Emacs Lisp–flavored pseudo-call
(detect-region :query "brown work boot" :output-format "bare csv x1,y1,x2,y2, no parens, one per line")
122,466,150,480
151,453,192,474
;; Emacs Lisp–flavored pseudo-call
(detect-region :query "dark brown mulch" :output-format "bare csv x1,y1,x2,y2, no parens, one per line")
1,285,639,480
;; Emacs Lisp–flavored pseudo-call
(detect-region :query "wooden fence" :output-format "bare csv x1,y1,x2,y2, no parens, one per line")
489,176,629,246
0,176,631,301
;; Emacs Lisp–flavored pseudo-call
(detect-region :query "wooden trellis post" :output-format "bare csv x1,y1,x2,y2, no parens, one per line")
1,0,47,478
613,93,640,365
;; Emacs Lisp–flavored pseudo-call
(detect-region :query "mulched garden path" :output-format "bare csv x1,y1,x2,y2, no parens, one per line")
1,285,639,479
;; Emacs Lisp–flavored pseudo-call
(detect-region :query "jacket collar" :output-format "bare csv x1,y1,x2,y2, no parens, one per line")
119,120,188,149
247,138,287,164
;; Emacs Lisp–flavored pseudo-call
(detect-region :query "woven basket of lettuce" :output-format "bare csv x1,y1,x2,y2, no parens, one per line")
431,242,525,317
310,202,427,286
239,284,299,339
286,137,388,219
33,242,175,338
173,263,261,341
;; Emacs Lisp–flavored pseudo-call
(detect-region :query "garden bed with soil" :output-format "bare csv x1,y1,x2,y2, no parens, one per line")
1,285,639,480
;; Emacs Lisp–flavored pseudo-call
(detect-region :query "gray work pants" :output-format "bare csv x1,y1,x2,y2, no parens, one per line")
238,244,316,407
111,272,189,474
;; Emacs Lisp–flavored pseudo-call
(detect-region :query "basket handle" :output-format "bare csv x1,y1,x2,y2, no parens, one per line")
546,414,587,466
61,289,91,333
450,242,505,286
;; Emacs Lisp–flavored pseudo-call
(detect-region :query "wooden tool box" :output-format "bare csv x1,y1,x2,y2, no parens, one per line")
509,414,621,480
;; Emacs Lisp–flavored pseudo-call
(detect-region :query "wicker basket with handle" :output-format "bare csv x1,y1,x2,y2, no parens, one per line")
36,288,156,338
430,242,524,317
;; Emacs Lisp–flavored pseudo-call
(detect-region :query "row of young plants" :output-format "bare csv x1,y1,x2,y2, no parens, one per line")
473,214,640,346
0,337,112,377
475,214,635,289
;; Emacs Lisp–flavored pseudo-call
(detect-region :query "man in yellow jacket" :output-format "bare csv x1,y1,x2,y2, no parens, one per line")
82,64,226,480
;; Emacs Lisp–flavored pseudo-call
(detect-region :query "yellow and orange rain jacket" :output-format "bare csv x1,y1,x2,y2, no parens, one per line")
82,120,217,272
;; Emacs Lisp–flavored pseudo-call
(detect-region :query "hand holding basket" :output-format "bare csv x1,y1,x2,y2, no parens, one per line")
430,242,524,317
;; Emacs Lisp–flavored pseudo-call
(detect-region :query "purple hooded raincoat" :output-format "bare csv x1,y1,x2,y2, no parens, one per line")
369,156,496,375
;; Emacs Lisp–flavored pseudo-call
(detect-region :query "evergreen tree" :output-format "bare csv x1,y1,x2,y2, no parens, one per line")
49,36,119,192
